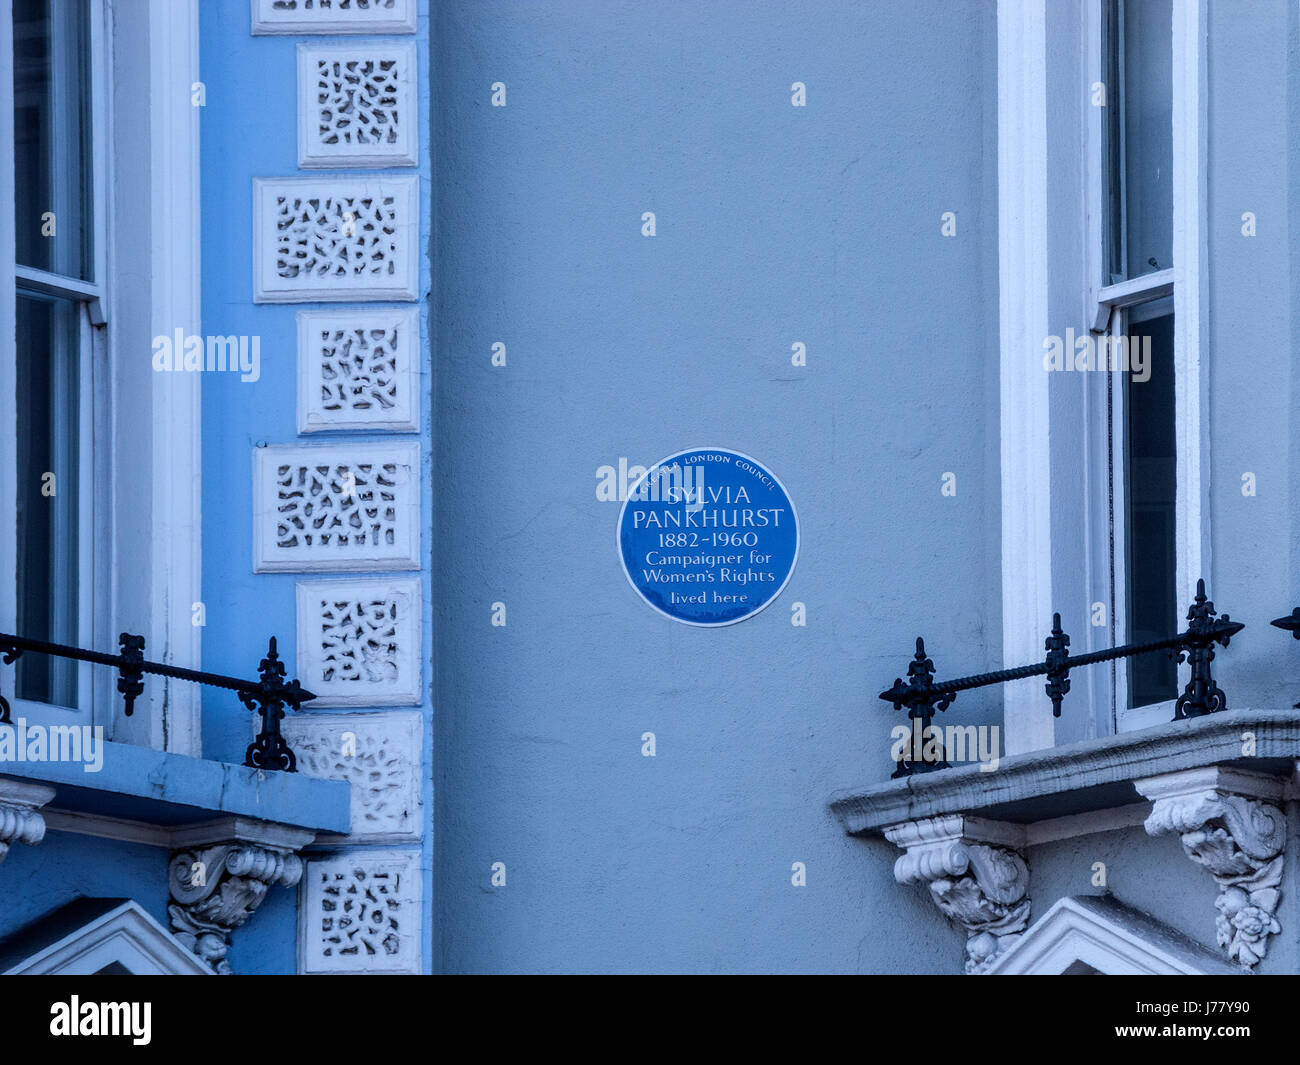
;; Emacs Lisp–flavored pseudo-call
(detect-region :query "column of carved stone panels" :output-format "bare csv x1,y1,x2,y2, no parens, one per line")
247,0,425,975
885,766,1287,973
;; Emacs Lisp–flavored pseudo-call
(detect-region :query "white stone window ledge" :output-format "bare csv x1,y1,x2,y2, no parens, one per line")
830,707,1299,837
831,709,1299,973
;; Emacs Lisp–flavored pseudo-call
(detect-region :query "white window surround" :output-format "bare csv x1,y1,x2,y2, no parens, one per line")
1165,0,1212,719
997,0,1054,755
997,0,1209,752
988,894,1242,976
0,0,202,754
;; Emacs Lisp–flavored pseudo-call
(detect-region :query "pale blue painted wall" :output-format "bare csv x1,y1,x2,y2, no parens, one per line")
432,0,1002,973
1203,0,1299,712
6,0,1295,979
184,0,1300,976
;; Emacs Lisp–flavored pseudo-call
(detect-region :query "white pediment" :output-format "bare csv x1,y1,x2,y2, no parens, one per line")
987,895,1244,976
1,899,212,975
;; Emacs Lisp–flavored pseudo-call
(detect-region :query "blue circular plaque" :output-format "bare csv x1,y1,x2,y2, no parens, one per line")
617,447,799,626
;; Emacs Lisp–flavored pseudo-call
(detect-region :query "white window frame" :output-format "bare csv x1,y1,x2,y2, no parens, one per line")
0,0,203,754
2,0,105,728
1090,0,1210,732
997,0,1208,752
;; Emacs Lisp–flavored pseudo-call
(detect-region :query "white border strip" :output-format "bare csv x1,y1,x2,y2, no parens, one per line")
998,0,1054,754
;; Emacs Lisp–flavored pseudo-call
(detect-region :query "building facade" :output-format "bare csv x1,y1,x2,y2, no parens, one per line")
0,0,1297,975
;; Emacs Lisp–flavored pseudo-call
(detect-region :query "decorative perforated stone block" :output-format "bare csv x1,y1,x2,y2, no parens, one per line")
253,177,418,303
298,43,417,168
282,711,422,842
252,442,420,572
294,577,422,706
297,308,419,433
252,0,416,35
299,849,421,974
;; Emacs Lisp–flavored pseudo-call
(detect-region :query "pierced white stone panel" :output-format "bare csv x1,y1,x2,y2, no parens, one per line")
299,849,421,974
252,442,420,572
295,578,422,706
253,177,418,303
283,711,422,842
252,0,416,35
298,43,417,169
297,308,419,434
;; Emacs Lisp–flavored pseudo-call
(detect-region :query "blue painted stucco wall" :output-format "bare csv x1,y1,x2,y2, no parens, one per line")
0,833,169,937
198,0,435,975
432,0,1002,973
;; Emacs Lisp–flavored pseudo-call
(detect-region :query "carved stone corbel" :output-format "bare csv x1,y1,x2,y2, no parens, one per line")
885,815,1030,974
0,780,55,865
1136,767,1286,970
167,817,314,974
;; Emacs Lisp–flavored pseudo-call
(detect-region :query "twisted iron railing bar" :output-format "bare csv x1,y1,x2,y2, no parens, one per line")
932,632,1189,694
1,633,262,695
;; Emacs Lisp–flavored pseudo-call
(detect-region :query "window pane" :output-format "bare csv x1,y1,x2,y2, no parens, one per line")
1125,310,1176,707
15,293,81,706
13,0,92,280
1106,0,1173,282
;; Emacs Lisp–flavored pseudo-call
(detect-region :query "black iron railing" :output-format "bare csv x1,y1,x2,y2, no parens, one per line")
0,632,310,772
880,579,1248,778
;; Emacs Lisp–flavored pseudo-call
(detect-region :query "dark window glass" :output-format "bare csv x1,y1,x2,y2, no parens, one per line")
1125,310,1176,707
13,0,92,279
1105,0,1173,282
15,293,81,706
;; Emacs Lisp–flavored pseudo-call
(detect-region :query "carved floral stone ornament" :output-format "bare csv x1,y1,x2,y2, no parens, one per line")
1136,767,1286,970
886,815,1030,974
167,820,315,975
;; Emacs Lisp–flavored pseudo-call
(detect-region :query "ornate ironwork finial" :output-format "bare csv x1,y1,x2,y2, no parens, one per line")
1044,613,1071,718
241,636,312,773
257,636,286,683
1173,578,1244,719
879,636,953,778
908,637,934,686
116,633,146,717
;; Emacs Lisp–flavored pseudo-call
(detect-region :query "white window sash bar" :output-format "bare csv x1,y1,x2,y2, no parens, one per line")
14,264,105,322
1094,267,1174,329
